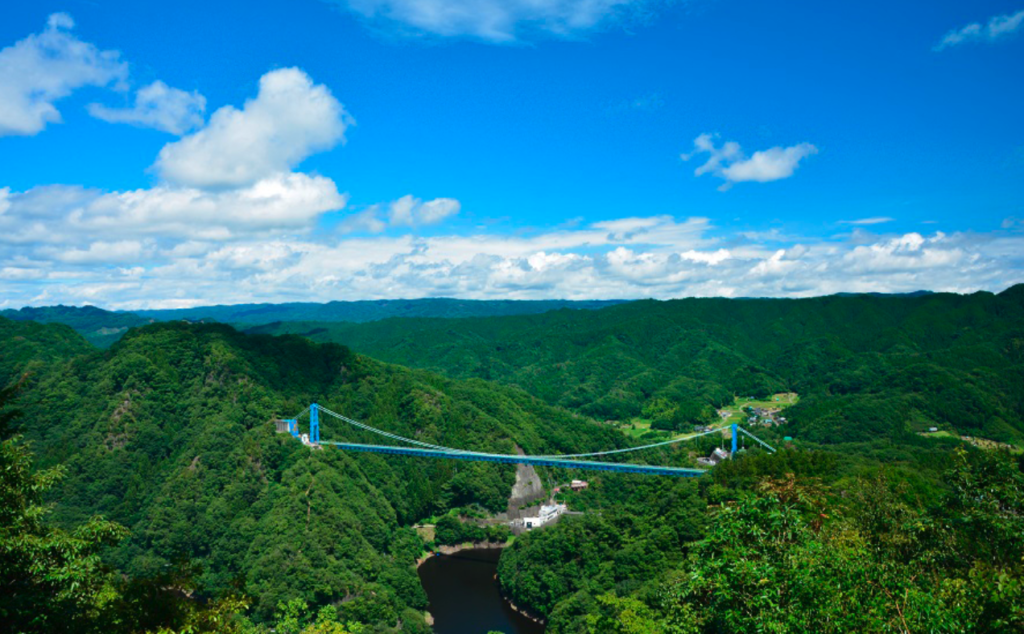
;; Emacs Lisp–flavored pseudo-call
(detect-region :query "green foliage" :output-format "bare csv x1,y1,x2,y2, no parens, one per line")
0,306,151,349
2,319,627,628
246,287,1024,444
498,475,706,620
529,452,1024,633
6,288,1024,631
138,298,622,326
0,317,94,386
0,432,128,632
432,512,508,546
238,598,362,634
0,382,252,634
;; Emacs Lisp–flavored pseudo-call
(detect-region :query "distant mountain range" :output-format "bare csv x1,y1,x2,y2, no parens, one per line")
130,298,626,324
0,291,960,349
0,305,154,348
1,298,625,347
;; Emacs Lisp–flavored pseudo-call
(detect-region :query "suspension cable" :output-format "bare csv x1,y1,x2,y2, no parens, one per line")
294,405,768,461
315,405,466,453
532,425,730,459
738,426,777,453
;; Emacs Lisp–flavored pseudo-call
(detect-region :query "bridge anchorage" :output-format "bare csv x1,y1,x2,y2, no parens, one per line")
274,403,776,478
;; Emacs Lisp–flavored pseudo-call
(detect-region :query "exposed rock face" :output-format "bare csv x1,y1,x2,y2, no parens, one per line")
506,445,546,519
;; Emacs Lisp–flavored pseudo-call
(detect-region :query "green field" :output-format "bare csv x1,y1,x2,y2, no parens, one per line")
718,392,800,425
616,392,799,444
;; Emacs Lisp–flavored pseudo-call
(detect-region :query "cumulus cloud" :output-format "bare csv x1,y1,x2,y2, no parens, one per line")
4,200,1023,309
88,80,206,135
682,134,818,191
0,66,366,285
935,9,1024,51
0,13,127,136
334,0,643,42
155,68,354,189
0,174,346,244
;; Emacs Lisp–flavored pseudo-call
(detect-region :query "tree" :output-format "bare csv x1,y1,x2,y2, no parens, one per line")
0,377,129,632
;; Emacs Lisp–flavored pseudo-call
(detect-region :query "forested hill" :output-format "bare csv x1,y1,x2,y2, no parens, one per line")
134,297,625,325
0,318,627,628
0,315,94,381
247,285,1024,445
0,305,153,348
1,299,624,348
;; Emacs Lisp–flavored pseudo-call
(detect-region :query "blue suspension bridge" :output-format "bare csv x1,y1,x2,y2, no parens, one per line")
276,403,776,478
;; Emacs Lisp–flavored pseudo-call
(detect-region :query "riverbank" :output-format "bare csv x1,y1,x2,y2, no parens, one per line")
415,540,508,568
503,596,546,626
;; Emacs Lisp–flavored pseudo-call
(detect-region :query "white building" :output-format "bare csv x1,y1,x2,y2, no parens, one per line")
517,503,567,530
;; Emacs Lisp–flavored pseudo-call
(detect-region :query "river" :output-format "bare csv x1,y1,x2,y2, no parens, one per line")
417,548,545,634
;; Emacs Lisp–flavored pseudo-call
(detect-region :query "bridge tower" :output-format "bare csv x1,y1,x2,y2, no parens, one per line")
731,423,738,456
311,403,319,445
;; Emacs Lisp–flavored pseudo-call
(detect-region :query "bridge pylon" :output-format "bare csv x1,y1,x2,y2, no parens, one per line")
311,403,319,445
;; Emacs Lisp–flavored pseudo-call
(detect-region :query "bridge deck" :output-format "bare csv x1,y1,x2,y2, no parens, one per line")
320,441,706,477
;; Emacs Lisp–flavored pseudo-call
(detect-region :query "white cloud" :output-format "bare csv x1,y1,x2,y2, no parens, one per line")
155,68,354,189
0,173,346,245
338,195,461,234
388,195,460,226
337,208,389,234
841,232,965,274
935,9,1024,50
88,80,206,135
682,133,818,191
335,0,642,42
44,240,151,264
681,248,731,265
0,267,48,282
7,200,1023,309
840,217,895,226
0,13,127,136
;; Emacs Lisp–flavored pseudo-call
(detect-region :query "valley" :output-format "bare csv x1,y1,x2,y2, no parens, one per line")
2,290,1024,632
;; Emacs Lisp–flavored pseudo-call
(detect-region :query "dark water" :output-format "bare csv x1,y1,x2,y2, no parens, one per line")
417,548,545,634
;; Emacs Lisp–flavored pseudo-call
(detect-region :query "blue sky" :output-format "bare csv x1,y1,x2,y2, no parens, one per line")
0,0,1022,308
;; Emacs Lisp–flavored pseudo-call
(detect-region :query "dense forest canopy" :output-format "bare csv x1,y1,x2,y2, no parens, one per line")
1,299,624,348
0,306,154,348
130,298,625,325
0,317,634,631
2,286,1023,632
247,286,1024,444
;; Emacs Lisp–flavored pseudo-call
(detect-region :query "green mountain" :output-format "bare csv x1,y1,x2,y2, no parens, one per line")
246,286,1024,445
0,305,153,348
132,298,625,325
1,299,624,349
3,290,1024,632
0,317,630,627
